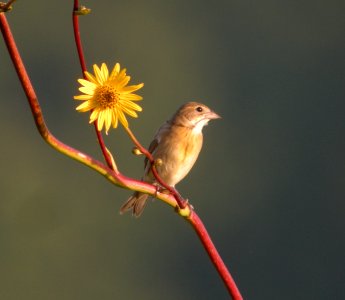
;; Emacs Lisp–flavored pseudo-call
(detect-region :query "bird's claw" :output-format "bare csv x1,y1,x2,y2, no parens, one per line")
153,184,170,197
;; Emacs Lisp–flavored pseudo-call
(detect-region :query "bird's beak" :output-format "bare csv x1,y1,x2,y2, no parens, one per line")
205,111,221,120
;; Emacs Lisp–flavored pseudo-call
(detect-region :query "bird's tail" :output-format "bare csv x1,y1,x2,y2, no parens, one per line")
119,191,149,217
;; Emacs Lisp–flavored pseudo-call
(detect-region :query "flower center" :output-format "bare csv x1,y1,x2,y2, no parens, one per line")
95,85,119,108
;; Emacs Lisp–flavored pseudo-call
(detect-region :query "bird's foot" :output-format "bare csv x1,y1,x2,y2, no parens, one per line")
153,184,170,198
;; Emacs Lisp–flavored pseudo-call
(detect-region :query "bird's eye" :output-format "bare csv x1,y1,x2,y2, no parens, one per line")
196,106,203,112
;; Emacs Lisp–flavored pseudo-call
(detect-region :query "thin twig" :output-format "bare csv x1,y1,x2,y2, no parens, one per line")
0,0,16,12
72,0,114,169
72,0,87,72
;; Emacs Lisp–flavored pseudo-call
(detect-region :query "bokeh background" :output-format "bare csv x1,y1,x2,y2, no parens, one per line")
1,1,345,299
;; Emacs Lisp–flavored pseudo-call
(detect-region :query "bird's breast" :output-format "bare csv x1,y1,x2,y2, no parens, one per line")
153,126,203,186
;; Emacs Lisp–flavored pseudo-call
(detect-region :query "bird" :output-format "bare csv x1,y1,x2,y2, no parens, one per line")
120,102,221,217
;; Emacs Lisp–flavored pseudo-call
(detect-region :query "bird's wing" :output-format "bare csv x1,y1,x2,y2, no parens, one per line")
144,138,159,169
144,121,171,169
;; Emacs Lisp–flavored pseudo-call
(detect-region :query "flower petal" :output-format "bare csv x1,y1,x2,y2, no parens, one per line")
121,106,138,118
84,71,98,84
104,108,112,133
97,110,105,130
76,100,97,112
79,86,95,95
120,94,143,101
115,69,127,84
90,109,99,123
78,79,97,89
121,83,144,94
100,63,109,82
93,64,104,84
74,94,93,100
109,63,120,80
117,109,129,128
118,68,127,78
120,100,142,111
112,108,119,128
117,75,130,88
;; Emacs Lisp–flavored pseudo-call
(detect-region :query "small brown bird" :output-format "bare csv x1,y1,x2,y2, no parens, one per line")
120,102,221,217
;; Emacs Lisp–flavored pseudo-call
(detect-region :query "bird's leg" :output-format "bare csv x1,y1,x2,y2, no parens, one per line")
151,183,167,199
169,187,192,210
153,184,170,197
173,194,194,217
153,184,190,207
171,187,182,199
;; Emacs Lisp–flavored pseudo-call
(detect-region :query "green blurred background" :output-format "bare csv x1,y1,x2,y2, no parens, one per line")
1,1,344,299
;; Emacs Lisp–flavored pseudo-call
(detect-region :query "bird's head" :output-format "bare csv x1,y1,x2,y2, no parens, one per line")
170,102,221,132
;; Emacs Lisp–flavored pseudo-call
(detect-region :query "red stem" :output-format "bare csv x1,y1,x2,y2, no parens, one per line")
72,0,86,72
1,12,46,138
189,212,243,299
72,0,113,169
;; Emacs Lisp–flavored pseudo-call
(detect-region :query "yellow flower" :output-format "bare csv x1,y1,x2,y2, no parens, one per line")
74,63,144,132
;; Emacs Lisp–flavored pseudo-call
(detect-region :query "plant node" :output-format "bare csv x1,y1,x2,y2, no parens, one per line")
132,147,143,155
74,5,91,15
